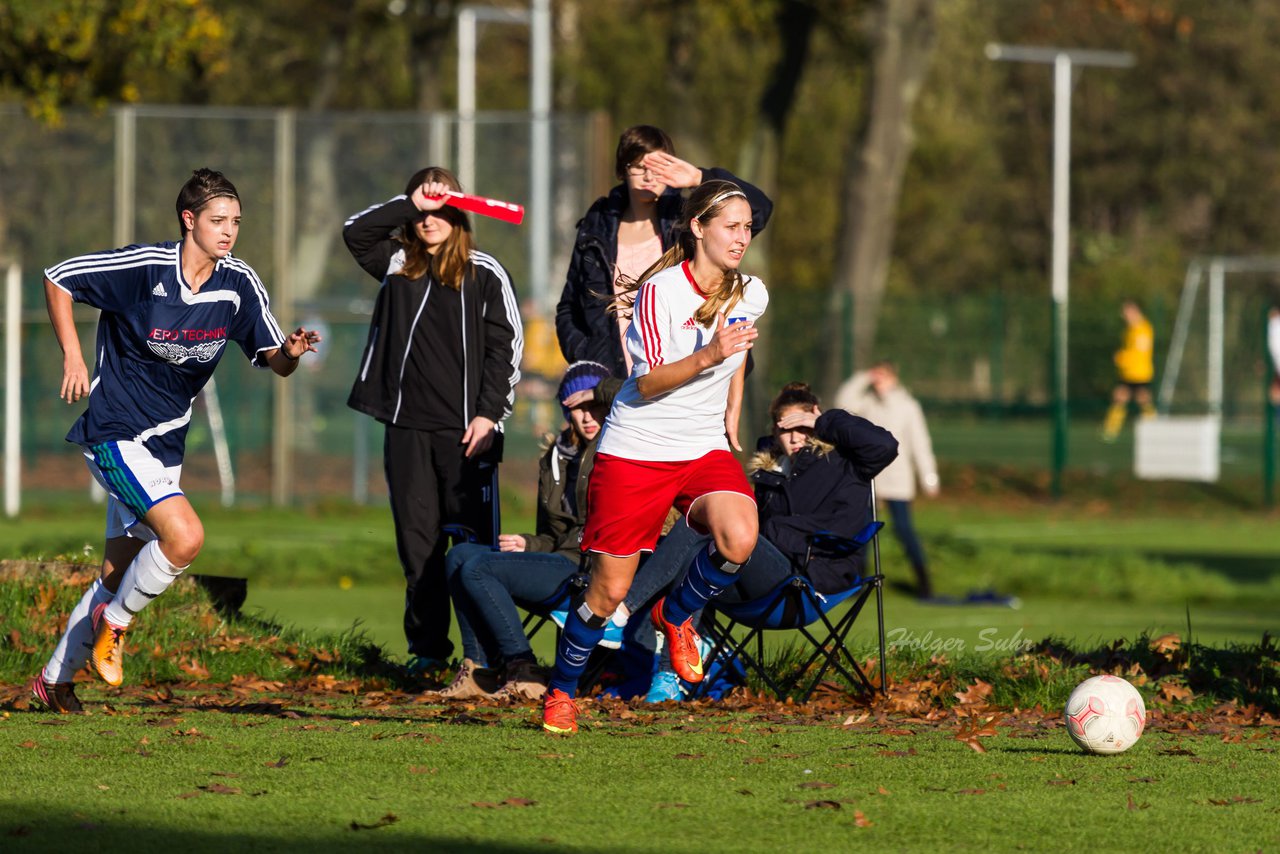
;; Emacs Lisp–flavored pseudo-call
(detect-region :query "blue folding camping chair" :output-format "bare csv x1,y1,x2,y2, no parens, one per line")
692,486,888,701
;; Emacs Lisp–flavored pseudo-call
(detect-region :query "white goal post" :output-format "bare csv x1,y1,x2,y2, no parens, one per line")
1159,255,1280,415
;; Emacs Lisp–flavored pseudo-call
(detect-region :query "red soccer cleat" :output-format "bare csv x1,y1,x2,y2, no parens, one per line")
651,598,705,684
29,675,84,713
541,688,579,734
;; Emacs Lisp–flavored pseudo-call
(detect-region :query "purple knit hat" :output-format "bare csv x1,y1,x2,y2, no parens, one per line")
558,361,611,418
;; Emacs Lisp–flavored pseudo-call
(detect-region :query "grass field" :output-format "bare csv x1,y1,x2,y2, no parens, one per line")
2,703,1277,853
2,463,1278,851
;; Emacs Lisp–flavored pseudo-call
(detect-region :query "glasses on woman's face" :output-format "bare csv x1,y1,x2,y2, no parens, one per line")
626,163,655,178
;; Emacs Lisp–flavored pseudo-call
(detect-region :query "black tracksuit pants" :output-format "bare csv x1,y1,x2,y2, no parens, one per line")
383,424,500,661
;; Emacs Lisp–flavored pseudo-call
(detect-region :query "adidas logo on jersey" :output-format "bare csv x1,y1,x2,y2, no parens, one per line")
681,318,698,330
152,282,168,297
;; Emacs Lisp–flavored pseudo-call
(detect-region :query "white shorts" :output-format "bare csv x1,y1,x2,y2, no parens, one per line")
83,441,183,540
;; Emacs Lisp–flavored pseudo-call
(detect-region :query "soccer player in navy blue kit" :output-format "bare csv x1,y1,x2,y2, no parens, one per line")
29,168,322,712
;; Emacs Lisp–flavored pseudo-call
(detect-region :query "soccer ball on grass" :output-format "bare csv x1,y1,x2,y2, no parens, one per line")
1063,675,1146,755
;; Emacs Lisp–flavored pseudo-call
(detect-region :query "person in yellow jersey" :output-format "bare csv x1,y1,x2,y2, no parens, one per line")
1102,299,1156,442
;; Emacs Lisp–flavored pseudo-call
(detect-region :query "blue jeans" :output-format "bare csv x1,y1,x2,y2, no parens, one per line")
886,499,932,596
444,543,580,667
623,520,796,654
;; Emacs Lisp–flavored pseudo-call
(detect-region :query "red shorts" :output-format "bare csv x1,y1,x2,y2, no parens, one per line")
581,450,755,557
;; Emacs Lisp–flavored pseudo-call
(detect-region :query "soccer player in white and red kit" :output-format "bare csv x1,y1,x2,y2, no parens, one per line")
543,180,767,733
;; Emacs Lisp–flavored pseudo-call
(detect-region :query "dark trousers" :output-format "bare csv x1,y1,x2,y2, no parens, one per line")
622,520,797,655
384,424,499,660
886,499,932,597
445,543,579,667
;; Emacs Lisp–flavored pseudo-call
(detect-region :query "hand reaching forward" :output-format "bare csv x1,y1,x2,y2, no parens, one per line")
282,327,322,360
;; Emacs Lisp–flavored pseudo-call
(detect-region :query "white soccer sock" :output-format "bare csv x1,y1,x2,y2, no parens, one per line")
102,540,187,627
610,603,631,627
42,578,112,684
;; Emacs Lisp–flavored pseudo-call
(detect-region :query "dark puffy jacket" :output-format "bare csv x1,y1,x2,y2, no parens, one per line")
554,168,774,378
519,378,621,563
343,196,522,432
751,410,899,594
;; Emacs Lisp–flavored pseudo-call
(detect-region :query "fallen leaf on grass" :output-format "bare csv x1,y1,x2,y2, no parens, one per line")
175,791,202,800
1126,777,1158,784
1205,796,1262,806
178,659,210,679
1158,682,1194,703
265,756,288,768
954,679,993,705
1158,746,1196,756
956,716,998,753
876,748,917,758
1126,792,1150,811
471,798,537,808
799,782,836,790
18,741,37,749
656,803,689,809
674,753,705,760
1047,778,1076,786
805,800,841,810
350,813,398,831
956,789,986,795
198,784,241,795
853,810,873,827
536,753,573,760
726,737,747,745
408,766,437,775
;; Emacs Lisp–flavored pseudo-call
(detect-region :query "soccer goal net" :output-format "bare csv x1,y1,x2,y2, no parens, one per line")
1158,256,1280,419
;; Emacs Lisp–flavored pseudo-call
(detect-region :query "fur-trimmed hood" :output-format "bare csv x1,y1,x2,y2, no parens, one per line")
749,435,835,475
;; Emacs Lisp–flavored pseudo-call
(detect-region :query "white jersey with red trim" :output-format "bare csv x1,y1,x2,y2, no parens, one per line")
597,261,769,461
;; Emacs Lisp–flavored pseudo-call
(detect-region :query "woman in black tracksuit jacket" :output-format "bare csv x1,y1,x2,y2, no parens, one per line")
343,166,523,670
554,124,773,379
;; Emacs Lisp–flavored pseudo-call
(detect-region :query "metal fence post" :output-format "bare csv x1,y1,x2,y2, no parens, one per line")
1264,307,1275,508
272,108,297,506
4,261,20,517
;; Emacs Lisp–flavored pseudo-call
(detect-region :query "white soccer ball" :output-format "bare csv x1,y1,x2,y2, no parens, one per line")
1063,675,1146,755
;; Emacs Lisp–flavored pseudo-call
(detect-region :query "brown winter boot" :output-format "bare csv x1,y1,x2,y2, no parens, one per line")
422,659,500,701
493,658,549,702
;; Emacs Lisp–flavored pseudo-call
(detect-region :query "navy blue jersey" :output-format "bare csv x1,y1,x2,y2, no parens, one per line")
46,241,287,466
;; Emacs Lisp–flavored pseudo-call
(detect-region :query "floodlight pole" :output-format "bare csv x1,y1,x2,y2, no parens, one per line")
985,44,1134,498
457,2,553,310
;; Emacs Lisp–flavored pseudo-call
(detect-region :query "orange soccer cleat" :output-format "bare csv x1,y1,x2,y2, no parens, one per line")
650,599,705,684
541,688,580,734
90,602,128,687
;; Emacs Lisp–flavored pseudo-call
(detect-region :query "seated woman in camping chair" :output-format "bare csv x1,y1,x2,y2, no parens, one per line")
429,361,618,702
638,380,898,700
